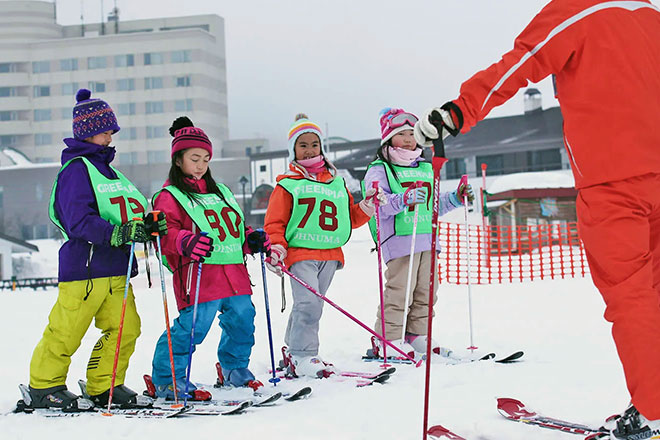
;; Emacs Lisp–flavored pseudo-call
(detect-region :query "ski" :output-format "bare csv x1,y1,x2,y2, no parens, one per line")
428,425,468,439
362,350,523,365
339,366,396,380
78,379,154,409
284,386,312,401
184,400,252,415
13,399,192,418
497,397,607,435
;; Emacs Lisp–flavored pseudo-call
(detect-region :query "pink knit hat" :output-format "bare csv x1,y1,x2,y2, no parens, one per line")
169,117,213,158
379,108,419,146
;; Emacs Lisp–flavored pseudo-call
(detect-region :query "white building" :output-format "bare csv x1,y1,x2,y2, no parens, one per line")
0,1,228,165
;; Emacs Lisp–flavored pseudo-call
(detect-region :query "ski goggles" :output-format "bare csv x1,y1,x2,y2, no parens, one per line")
387,112,419,129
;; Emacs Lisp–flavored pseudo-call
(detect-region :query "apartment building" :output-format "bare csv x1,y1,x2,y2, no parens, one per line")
0,1,228,165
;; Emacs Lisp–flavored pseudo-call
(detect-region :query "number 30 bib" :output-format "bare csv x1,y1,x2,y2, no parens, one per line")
278,176,351,249
157,184,245,265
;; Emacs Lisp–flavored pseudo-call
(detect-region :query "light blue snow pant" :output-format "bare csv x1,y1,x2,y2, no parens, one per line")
151,295,255,386
285,260,340,357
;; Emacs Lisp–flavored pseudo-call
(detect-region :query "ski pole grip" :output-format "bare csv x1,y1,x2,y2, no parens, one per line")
150,210,162,236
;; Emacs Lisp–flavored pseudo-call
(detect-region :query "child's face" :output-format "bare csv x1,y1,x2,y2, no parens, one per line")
176,147,210,180
390,130,416,151
84,130,113,147
294,133,321,160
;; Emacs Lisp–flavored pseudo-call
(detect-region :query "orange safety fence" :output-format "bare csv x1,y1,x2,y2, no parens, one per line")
437,221,590,284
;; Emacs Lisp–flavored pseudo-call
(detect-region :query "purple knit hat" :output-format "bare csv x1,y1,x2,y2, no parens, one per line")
72,89,120,140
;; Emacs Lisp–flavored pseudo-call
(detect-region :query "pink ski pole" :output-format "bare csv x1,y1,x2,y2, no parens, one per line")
279,264,421,366
372,181,389,365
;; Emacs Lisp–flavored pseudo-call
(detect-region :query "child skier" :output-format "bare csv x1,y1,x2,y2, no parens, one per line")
362,108,473,358
149,117,271,399
263,114,382,377
27,89,162,410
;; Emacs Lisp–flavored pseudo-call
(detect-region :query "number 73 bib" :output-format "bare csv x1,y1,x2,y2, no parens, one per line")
157,185,245,265
278,176,351,249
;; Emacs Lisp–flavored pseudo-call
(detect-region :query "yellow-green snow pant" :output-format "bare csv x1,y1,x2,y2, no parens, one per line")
29,276,141,396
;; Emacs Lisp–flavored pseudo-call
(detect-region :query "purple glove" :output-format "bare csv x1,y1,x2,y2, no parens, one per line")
178,232,213,263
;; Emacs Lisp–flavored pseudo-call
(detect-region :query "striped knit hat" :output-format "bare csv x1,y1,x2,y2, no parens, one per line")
287,114,324,162
170,116,213,158
72,89,120,140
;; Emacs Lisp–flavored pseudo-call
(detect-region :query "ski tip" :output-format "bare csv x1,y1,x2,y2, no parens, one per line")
428,424,467,439
496,397,535,418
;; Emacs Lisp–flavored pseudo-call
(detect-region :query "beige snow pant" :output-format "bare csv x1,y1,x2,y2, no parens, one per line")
374,250,438,341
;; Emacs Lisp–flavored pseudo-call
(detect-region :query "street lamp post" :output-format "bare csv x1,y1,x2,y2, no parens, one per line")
239,175,249,218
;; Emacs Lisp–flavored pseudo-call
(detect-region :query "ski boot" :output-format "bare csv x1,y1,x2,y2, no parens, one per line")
15,384,94,413
143,374,212,401
215,362,263,391
405,333,453,357
85,383,153,408
368,335,415,360
281,346,335,379
608,405,660,439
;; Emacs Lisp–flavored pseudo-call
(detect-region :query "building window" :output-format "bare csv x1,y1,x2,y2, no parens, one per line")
259,165,267,172
0,87,16,97
114,54,135,67
61,82,78,96
118,127,137,140
32,60,50,73
0,135,17,146
144,52,164,65
0,63,18,73
87,56,107,69
445,158,467,180
147,150,166,164
35,133,52,146
145,101,164,114
60,58,78,71
171,50,192,63
116,103,136,116
146,126,166,139
176,76,191,87
0,111,18,121
88,81,106,93
144,77,164,90
119,152,138,165
527,149,563,172
34,109,52,121
61,108,70,120
34,86,50,97
116,78,135,91
174,99,193,112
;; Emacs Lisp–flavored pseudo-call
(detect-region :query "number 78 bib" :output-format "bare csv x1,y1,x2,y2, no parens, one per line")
278,176,351,249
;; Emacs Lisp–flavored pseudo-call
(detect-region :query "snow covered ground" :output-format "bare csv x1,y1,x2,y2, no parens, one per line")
0,225,629,439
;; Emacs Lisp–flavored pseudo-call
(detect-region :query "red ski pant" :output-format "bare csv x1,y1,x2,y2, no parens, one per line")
577,173,660,420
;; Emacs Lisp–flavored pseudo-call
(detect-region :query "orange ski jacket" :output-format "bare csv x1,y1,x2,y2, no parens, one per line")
452,0,660,189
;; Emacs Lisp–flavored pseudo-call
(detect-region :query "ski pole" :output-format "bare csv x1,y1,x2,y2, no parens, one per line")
460,174,477,352
106,218,141,413
401,181,422,342
151,211,178,405
144,242,152,288
184,242,205,406
260,252,281,386
422,109,453,440
280,264,421,365
372,181,389,365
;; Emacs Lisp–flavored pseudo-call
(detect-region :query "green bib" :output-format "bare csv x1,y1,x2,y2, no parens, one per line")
278,176,351,249
362,160,434,243
156,184,245,265
49,157,148,240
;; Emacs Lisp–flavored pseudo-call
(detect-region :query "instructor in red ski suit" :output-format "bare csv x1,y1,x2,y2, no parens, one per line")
414,1,660,437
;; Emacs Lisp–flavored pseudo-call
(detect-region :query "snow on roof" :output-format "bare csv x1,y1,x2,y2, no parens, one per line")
1,148,32,166
487,169,575,194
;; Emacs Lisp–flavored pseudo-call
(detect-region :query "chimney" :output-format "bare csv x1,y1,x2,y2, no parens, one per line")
524,88,542,114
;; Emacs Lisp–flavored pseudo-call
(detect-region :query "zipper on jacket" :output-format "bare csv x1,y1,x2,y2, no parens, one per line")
83,243,94,301
564,134,583,178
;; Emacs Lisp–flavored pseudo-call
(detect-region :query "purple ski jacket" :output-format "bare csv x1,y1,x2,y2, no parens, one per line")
363,158,462,264
53,138,139,282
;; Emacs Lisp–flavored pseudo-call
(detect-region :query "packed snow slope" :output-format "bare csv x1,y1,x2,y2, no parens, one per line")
0,226,629,439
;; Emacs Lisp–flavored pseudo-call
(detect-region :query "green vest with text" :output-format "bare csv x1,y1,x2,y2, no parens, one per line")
156,184,245,265
362,160,433,243
278,176,351,249
49,157,148,240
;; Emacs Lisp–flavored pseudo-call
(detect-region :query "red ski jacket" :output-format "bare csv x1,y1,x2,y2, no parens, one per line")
452,0,660,189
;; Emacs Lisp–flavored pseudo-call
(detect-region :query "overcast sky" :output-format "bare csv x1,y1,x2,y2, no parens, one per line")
49,0,566,148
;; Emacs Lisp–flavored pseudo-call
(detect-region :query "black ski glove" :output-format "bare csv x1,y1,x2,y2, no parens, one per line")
144,211,168,237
